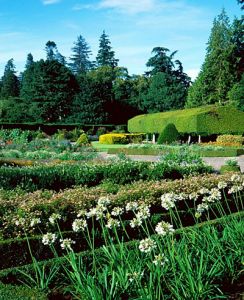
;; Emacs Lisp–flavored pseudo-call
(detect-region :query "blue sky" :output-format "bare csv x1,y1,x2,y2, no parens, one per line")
0,0,241,80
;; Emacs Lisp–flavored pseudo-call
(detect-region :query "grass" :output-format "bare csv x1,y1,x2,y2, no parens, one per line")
91,141,127,152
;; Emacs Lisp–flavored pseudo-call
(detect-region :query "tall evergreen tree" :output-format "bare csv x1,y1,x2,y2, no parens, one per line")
69,35,93,74
0,59,19,98
96,31,118,68
186,9,237,107
142,47,190,113
45,41,66,64
25,53,34,69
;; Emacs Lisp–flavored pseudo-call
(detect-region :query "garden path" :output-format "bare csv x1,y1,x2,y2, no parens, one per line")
98,153,244,172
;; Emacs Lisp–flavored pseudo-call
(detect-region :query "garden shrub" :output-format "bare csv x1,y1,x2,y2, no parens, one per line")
157,123,179,144
99,133,145,144
216,134,244,146
0,283,47,300
75,133,89,146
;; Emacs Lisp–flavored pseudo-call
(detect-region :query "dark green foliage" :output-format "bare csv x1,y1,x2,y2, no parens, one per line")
128,105,244,135
20,59,79,122
157,123,179,144
142,47,190,113
228,73,244,111
0,59,19,99
69,35,93,74
186,9,240,108
0,159,212,191
96,31,119,68
0,283,47,300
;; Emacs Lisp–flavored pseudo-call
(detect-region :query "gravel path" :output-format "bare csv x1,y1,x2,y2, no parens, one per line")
98,152,244,172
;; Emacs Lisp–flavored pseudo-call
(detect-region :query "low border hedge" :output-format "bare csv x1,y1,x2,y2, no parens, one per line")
0,283,47,300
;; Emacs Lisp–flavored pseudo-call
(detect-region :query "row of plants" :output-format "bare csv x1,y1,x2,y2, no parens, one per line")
0,173,243,269
0,151,213,191
0,202,243,299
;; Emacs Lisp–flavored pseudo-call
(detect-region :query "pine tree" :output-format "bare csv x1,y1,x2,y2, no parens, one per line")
69,35,93,74
186,9,237,107
96,31,118,67
0,59,19,98
45,41,66,64
25,53,34,69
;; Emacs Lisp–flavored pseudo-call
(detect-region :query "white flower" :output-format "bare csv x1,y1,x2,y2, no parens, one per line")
199,188,210,195
161,193,176,210
231,174,242,183
111,207,124,216
15,217,25,226
77,209,87,218
72,219,87,232
189,192,199,200
176,193,188,201
30,218,41,227
139,238,156,253
42,233,57,245
153,253,169,266
60,238,75,250
218,181,227,189
98,196,110,207
130,217,143,228
86,205,106,220
127,271,144,282
228,185,243,194
49,213,61,224
209,188,221,201
136,205,151,220
126,202,139,212
105,218,120,229
196,203,209,213
155,221,175,236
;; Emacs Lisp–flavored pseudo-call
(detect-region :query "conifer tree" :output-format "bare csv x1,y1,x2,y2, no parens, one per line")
69,35,93,74
0,59,19,98
96,31,118,67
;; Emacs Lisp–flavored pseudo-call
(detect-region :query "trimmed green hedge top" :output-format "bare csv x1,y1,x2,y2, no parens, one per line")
128,105,244,136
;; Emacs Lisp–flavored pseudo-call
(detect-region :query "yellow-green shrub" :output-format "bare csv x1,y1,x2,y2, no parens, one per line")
216,135,244,146
99,133,145,144
76,133,89,146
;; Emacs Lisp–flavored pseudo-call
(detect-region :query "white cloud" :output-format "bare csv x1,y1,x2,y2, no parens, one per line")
72,4,95,11
99,0,156,14
186,68,199,81
42,0,61,5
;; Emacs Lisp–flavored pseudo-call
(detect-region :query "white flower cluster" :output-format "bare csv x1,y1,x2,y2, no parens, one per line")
161,193,176,210
195,203,209,218
98,196,110,207
126,201,139,212
72,219,87,232
49,213,61,224
77,209,87,218
202,188,221,203
228,185,243,194
155,221,175,236
218,181,227,189
15,217,25,226
153,253,169,266
30,218,41,227
60,238,75,250
139,238,156,253
111,207,124,216
130,217,143,228
105,218,120,229
42,232,57,245
127,271,144,282
86,205,106,220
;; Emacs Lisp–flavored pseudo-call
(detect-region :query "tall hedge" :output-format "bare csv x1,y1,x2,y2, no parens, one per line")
157,123,179,144
128,105,244,136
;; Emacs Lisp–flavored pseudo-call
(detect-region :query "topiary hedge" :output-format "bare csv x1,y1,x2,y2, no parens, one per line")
128,105,244,136
157,123,179,144
99,133,145,144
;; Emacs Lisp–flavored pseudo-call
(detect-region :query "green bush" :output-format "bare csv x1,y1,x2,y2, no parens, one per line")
0,159,212,191
128,105,244,135
75,133,89,146
216,135,244,145
157,123,179,144
0,283,47,300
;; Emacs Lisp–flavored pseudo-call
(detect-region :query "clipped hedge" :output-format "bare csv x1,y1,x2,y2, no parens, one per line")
107,147,244,157
0,283,47,300
99,133,144,144
157,123,179,144
128,105,244,136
